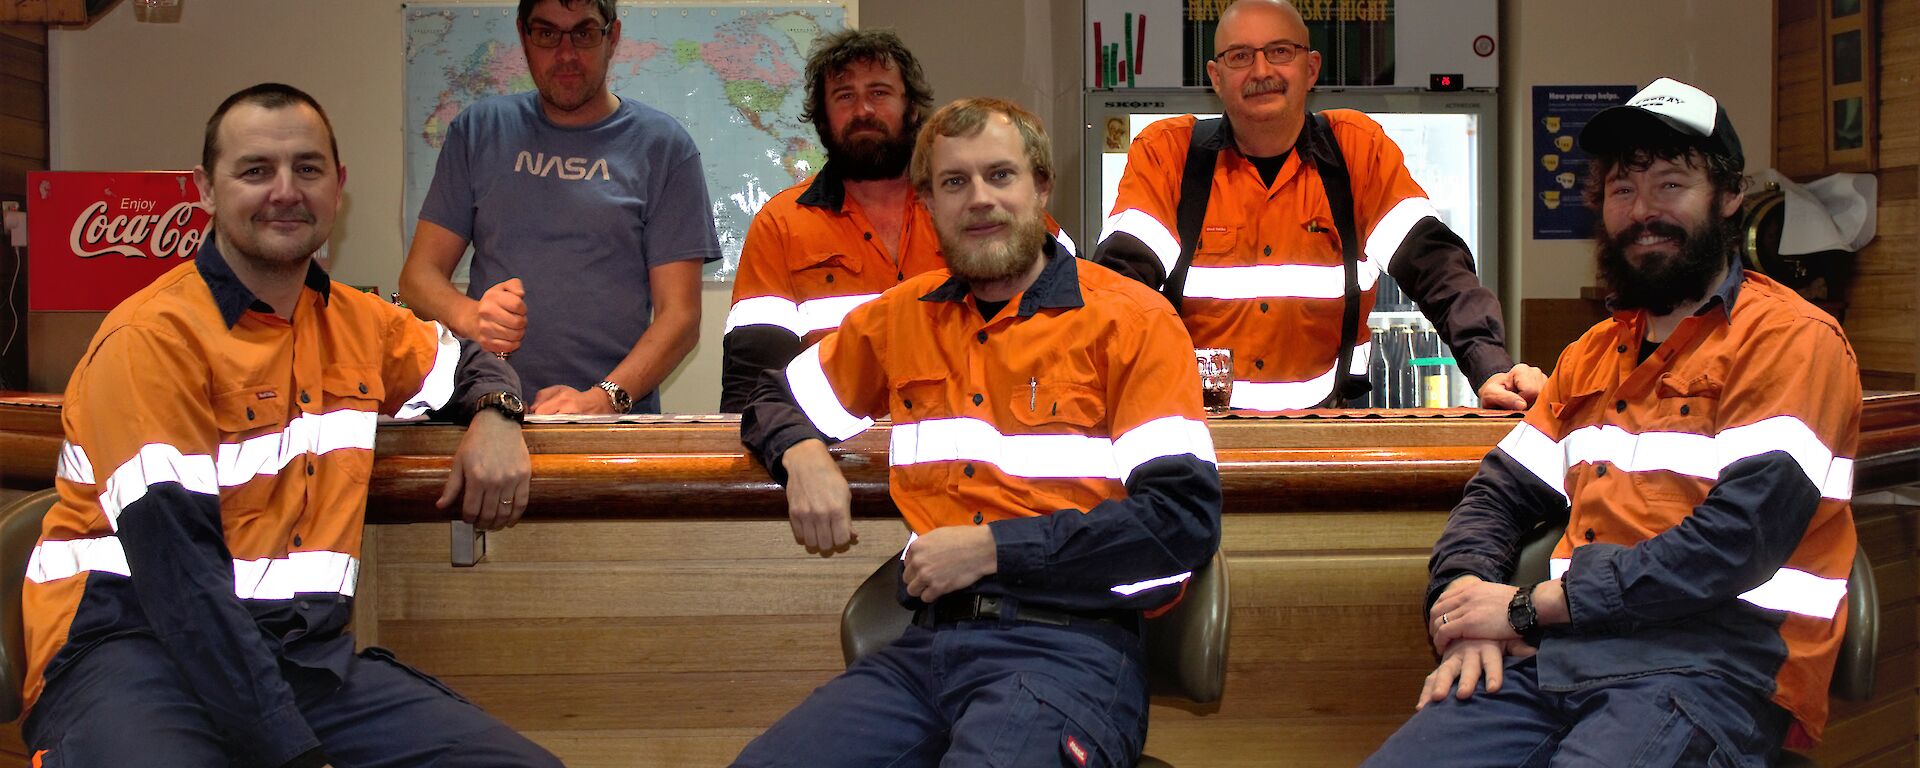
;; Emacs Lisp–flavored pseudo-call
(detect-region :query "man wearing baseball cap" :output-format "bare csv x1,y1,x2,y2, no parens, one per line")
1362,77,1861,765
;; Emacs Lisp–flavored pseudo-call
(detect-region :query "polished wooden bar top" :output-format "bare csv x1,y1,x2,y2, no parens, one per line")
5,391,1918,522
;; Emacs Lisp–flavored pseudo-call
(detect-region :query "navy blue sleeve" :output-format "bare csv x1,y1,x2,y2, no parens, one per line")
1388,218,1514,390
1426,446,1569,614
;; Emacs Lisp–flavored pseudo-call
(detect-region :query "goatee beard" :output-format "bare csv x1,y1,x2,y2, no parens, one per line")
827,118,917,181
942,210,1047,285
1596,215,1737,315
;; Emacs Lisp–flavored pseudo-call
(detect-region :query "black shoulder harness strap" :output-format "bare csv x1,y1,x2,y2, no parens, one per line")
1166,112,1366,405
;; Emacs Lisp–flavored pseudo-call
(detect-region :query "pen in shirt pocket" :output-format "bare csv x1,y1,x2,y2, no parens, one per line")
1029,377,1037,411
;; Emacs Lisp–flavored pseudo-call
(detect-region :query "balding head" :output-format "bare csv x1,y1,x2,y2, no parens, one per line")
1207,0,1320,154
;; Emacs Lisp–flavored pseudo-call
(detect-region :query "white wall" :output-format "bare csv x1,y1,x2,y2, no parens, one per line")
1500,0,1775,314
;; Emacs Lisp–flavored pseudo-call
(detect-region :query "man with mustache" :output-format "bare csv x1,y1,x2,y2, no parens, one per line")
20,83,559,767
1094,0,1541,412
401,0,719,416
734,98,1220,766
1364,78,1860,766
719,30,940,414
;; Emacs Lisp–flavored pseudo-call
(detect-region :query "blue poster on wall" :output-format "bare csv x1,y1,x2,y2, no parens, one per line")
1532,85,1636,240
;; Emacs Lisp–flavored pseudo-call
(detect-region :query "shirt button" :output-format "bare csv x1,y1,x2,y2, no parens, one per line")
1584,528,1597,542
902,398,913,409
1259,302,1269,313
964,463,975,478
306,462,315,476
1254,359,1265,370
1617,345,1628,354
297,599,311,611
300,391,311,404
972,393,983,406
976,331,988,344
358,383,368,394
863,232,873,240
1595,465,1607,477
825,273,835,284
245,407,255,420
1614,400,1626,413
1680,404,1691,416
1263,245,1273,257
292,535,302,547
973,511,984,525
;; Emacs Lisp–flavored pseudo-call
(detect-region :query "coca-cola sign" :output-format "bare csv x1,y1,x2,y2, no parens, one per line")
28,171,213,311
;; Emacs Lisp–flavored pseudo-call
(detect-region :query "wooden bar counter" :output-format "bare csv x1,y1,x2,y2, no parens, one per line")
2,393,1918,766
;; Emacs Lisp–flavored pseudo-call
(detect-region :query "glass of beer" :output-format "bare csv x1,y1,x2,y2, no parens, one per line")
1196,348,1234,415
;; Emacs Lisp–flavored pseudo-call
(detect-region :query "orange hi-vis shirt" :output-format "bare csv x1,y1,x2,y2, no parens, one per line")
740,241,1221,614
24,243,483,760
1095,111,1511,410
1431,268,1858,742
720,165,1079,412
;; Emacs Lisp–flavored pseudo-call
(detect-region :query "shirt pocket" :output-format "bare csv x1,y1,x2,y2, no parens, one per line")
317,366,386,482
794,249,863,299
211,384,291,490
890,374,953,493
1652,372,1721,430
1547,385,1606,424
1007,381,1107,434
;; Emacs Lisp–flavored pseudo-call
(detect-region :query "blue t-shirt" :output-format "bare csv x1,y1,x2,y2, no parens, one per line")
419,92,720,412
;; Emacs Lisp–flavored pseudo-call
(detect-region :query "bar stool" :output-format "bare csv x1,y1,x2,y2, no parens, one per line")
0,489,59,722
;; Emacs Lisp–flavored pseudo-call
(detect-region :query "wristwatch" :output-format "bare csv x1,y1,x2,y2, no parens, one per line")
596,380,633,413
473,391,525,424
1509,583,1544,646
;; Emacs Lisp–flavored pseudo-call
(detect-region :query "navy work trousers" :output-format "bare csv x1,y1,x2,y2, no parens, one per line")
733,617,1150,767
23,635,561,768
1362,656,1792,768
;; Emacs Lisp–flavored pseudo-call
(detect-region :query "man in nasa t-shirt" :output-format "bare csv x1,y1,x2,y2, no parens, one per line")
401,0,720,415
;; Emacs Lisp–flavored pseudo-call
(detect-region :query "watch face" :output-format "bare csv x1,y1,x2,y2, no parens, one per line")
500,391,524,412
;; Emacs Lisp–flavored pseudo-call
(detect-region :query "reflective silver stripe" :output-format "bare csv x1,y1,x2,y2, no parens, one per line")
795,294,881,336
784,344,873,441
233,550,359,599
1502,416,1853,501
1549,557,1845,619
1099,209,1180,276
394,321,461,419
1113,416,1217,481
1110,570,1191,596
27,537,130,582
57,440,94,484
1363,196,1440,273
28,538,360,600
102,444,218,531
1228,364,1339,411
1183,263,1352,301
1349,341,1373,376
724,295,803,335
1054,229,1078,257
890,418,1121,479
214,409,378,488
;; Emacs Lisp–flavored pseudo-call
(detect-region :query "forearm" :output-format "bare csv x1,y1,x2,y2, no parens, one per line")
1427,448,1566,612
398,258,480,337
606,300,700,400
1388,220,1513,389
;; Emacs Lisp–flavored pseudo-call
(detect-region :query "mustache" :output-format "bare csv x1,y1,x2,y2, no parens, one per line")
1242,77,1285,97
962,211,1014,229
1606,220,1690,250
255,206,315,224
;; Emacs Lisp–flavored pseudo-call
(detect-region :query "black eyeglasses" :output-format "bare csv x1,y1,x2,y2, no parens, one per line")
524,22,610,49
1213,42,1310,69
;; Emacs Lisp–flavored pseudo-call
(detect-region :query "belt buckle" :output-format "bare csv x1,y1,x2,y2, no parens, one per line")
972,595,1002,621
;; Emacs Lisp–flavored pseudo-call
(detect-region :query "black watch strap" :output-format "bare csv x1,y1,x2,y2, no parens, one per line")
1509,582,1544,646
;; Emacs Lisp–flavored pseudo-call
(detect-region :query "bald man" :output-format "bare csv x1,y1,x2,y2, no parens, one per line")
1093,0,1541,412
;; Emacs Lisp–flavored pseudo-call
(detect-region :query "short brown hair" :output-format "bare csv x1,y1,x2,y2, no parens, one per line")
202,83,338,172
517,0,616,30
801,29,933,140
909,98,1053,195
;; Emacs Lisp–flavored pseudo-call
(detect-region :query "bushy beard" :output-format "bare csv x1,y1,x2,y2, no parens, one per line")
1596,215,1738,315
941,207,1048,285
826,115,917,181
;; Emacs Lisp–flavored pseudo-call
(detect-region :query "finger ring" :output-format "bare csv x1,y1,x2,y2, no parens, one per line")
500,499,513,505
1440,614,1450,625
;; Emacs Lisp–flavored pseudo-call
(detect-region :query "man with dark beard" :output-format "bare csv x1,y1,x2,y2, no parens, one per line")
1093,0,1540,412
719,30,939,412
1363,77,1861,767
734,98,1220,766
401,0,719,416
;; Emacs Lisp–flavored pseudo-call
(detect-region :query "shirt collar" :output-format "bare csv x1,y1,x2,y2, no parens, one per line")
919,235,1083,317
1207,115,1315,158
1604,254,1747,320
796,161,850,212
196,238,333,328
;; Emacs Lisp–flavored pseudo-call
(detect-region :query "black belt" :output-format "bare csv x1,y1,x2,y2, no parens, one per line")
916,594,1138,633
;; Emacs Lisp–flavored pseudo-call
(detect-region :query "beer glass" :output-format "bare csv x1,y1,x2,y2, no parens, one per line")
1196,348,1234,415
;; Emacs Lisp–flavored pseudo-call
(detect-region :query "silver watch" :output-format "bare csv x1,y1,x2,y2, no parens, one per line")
596,380,633,412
